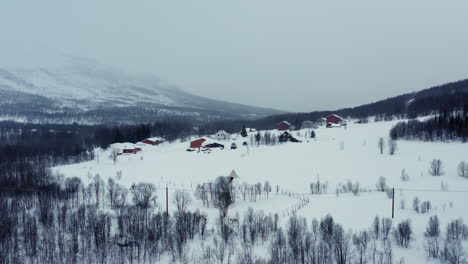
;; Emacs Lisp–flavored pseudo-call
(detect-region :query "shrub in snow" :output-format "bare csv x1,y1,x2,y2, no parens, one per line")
310,177,328,194
446,219,468,242
412,196,420,213
388,139,397,155
386,188,394,199
457,161,468,178
393,219,413,248
420,201,431,214
441,181,449,191
429,159,444,176
377,137,385,154
400,169,410,182
376,176,387,192
440,239,466,264
116,170,123,180
425,216,441,238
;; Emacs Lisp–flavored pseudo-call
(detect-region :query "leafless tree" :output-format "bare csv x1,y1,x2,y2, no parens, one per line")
109,147,119,164
457,161,468,178
264,181,272,199
393,219,413,248
429,159,444,176
376,176,387,192
378,137,385,154
173,190,191,213
212,176,234,218
424,216,441,259
400,169,410,182
388,139,397,155
130,183,157,209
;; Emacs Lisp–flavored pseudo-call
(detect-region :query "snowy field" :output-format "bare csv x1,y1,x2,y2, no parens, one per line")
54,119,468,263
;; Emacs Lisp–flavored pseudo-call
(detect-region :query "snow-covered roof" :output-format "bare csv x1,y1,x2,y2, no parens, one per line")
215,130,229,135
228,170,240,179
146,137,165,142
279,121,291,126
328,114,346,121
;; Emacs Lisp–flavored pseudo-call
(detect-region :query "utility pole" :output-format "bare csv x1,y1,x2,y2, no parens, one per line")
391,188,395,219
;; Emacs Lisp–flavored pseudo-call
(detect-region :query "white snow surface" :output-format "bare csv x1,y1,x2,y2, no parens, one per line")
54,119,468,263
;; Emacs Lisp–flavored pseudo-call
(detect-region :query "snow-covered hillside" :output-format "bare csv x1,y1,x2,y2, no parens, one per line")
54,119,468,263
0,58,282,123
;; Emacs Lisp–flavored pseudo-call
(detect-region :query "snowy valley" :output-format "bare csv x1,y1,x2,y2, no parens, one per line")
51,118,468,263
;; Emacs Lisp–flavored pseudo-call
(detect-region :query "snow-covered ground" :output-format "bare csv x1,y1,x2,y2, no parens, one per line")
54,119,468,263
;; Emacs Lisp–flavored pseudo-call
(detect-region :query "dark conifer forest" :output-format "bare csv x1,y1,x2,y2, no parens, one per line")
390,112,468,142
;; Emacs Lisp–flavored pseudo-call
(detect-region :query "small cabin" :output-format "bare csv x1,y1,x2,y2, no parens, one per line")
278,131,300,143
214,130,230,140
204,143,225,149
143,139,164,145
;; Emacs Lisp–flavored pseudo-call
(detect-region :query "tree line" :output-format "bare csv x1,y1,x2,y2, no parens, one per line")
0,121,193,192
390,112,468,142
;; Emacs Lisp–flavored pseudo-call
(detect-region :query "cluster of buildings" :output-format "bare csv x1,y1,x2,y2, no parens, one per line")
187,114,348,151
119,137,166,155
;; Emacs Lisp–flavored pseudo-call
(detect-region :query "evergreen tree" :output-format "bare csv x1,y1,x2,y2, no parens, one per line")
241,125,248,138
311,130,316,139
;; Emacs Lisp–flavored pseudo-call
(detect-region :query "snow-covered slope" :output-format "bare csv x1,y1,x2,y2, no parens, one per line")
54,119,468,262
0,58,283,123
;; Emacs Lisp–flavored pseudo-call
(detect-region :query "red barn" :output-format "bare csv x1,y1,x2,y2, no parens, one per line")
122,148,142,154
326,114,345,127
190,138,206,149
143,139,163,145
277,121,291,131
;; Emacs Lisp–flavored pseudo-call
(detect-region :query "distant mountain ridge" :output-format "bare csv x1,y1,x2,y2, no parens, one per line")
0,59,283,124
200,79,468,132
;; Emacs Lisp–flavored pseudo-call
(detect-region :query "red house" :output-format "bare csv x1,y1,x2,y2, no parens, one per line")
326,114,345,127
122,148,142,154
143,139,163,145
190,138,206,149
277,121,291,131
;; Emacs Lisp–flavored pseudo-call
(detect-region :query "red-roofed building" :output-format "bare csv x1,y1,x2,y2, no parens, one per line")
277,121,291,131
326,114,346,127
190,138,206,149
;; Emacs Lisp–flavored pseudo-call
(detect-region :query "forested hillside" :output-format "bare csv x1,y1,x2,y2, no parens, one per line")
200,79,468,134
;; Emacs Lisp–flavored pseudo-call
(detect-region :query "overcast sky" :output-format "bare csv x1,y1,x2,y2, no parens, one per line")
1,1,468,112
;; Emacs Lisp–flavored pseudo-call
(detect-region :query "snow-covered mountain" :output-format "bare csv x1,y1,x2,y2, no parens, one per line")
0,58,283,124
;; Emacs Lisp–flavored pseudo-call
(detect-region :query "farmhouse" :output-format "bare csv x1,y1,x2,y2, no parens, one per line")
326,114,346,128
277,121,291,131
190,138,206,149
278,131,300,143
142,137,165,145
214,130,230,140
